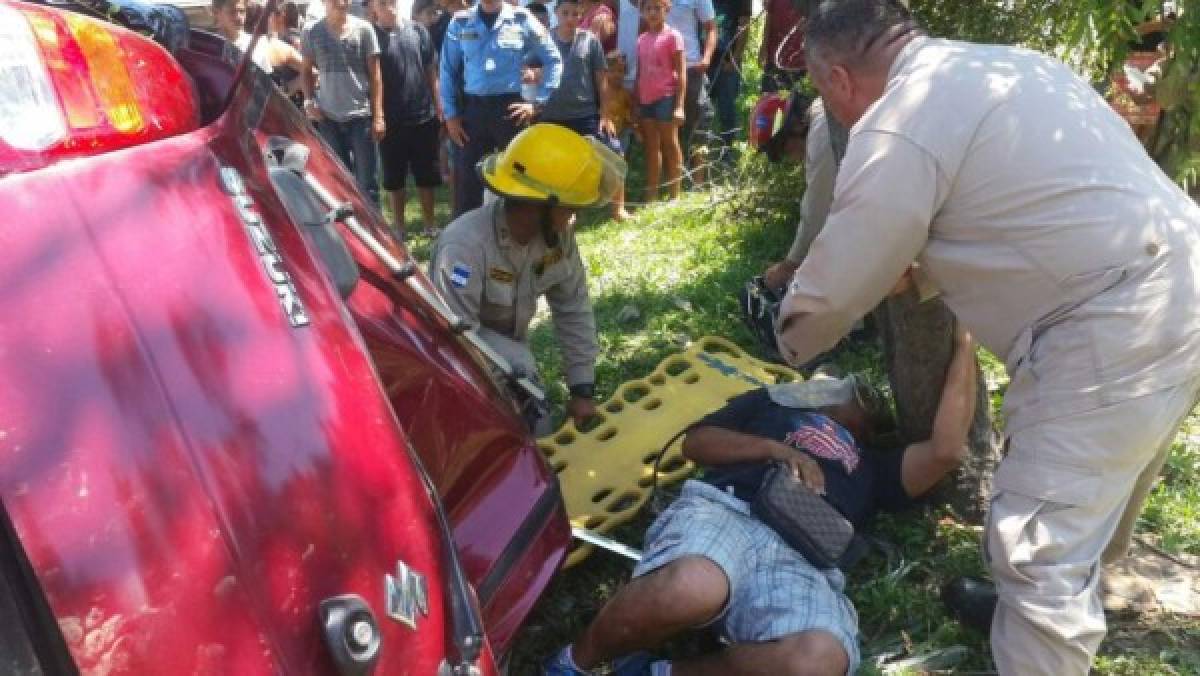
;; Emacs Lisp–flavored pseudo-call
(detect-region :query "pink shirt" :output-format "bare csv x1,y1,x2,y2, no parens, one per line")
635,26,684,105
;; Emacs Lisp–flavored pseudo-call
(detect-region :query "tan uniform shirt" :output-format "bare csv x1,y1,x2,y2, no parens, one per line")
785,99,838,265
430,200,599,386
779,37,1200,433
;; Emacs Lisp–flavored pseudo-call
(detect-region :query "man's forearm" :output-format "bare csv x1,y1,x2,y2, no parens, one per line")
370,57,384,119
929,334,978,463
682,426,781,466
301,61,316,102
428,65,442,116
701,22,717,65
594,70,610,116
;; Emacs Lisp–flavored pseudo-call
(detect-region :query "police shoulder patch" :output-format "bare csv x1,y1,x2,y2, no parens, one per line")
448,262,472,289
489,267,515,283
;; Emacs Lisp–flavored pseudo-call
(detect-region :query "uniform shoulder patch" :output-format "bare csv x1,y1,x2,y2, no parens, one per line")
489,267,515,284
449,262,472,289
533,247,564,275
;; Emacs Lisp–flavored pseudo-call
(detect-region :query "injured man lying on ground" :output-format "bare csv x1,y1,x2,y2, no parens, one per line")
545,327,978,676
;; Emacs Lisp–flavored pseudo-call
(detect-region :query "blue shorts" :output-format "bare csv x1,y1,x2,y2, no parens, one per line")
633,480,861,674
639,95,678,122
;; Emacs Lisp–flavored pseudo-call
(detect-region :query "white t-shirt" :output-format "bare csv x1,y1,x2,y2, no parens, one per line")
666,0,715,66
235,31,274,74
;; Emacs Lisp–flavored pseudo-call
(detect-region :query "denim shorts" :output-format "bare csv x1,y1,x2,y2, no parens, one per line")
639,95,678,122
545,115,600,138
633,480,861,674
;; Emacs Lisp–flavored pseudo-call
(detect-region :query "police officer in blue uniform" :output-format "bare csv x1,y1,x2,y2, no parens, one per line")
441,0,563,216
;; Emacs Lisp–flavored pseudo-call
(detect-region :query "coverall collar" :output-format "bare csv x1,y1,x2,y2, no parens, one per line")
491,199,513,250
886,34,928,82
472,1,517,27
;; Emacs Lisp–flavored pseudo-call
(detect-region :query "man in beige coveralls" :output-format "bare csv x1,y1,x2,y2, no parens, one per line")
763,98,838,291
777,1,1200,673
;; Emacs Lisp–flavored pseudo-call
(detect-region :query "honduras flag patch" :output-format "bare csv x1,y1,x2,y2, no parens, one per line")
449,262,472,289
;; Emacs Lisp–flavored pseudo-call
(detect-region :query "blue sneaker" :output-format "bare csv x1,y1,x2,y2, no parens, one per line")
612,651,670,676
543,645,587,675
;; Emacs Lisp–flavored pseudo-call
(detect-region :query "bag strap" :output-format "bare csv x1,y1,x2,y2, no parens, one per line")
648,423,701,513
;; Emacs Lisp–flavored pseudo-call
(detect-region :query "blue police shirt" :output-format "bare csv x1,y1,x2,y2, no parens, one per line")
440,3,563,119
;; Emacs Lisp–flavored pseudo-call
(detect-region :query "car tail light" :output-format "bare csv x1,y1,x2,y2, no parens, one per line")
0,1,199,175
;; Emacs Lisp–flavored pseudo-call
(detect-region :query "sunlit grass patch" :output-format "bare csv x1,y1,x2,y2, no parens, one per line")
1140,412,1200,556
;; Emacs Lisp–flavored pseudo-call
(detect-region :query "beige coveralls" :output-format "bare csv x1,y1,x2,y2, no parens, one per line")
429,200,599,388
778,37,1200,675
784,99,837,266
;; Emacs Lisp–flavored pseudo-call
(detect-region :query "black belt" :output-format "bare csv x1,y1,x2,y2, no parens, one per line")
463,92,522,103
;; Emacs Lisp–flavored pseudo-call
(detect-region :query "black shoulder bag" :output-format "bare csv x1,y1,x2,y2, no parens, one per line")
751,462,867,570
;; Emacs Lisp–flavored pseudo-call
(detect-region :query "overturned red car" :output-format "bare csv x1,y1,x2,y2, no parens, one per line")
0,2,569,673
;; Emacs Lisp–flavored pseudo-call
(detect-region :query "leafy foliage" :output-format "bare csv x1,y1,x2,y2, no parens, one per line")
911,0,1200,189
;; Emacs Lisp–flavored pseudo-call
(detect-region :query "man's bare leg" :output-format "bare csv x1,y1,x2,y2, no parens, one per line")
673,631,849,676
388,188,407,239
571,556,729,668
688,147,707,189
418,186,438,234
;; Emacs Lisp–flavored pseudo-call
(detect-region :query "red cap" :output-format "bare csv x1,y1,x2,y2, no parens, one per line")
749,93,790,150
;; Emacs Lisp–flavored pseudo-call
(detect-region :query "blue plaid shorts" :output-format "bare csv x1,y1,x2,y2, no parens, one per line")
633,480,860,674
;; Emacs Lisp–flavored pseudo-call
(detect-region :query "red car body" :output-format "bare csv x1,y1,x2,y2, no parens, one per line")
0,5,568,674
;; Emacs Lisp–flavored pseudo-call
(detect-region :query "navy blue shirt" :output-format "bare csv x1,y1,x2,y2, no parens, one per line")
697,388,914,527
711,0,750,67
375,21,437,126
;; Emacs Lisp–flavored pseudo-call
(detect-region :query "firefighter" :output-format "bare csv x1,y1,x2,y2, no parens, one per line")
430,123,625,429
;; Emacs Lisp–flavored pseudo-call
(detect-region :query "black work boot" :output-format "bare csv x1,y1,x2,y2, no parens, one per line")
941,576,998,634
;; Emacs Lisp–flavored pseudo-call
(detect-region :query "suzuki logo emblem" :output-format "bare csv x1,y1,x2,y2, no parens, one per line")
218,166,310,328
385,560,429,630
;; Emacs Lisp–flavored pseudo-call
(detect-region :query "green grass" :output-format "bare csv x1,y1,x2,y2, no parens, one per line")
1140,417,1200,557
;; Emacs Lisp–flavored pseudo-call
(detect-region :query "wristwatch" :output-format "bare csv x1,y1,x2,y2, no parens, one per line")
568,383,594,399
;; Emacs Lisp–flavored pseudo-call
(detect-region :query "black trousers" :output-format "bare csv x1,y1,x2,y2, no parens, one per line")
455,93,524,216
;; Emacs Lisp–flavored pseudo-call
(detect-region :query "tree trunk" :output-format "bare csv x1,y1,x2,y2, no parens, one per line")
876,293,1001,523
825,114,1000,522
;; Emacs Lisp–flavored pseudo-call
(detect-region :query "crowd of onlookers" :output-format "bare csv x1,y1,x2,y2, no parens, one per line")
210,0,810,238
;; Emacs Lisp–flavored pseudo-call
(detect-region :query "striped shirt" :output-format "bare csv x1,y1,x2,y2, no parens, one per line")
302,16,380,121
